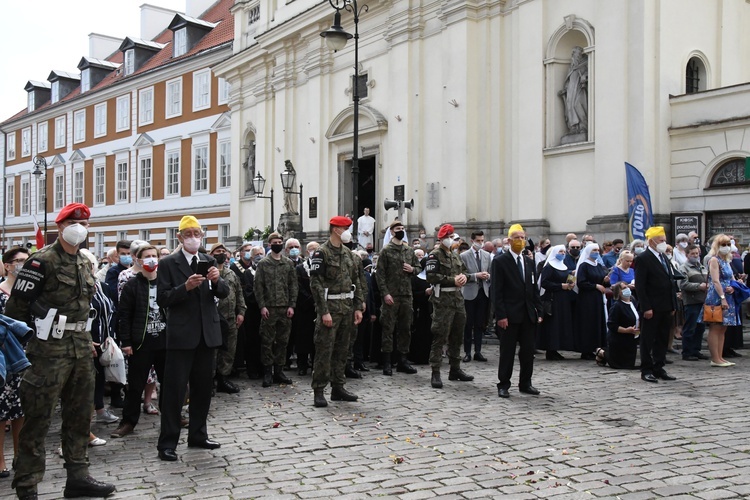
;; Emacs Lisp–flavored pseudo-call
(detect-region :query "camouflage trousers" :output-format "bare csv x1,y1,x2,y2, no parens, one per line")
216,319,238,376
312,302,353,390
13,353,95,492
259,307,292,367
429,300,466,370
379,296,413,354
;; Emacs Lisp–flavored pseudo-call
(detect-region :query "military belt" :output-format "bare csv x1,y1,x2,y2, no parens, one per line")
441,287,458,292
328,292,354,300
54,321,89,332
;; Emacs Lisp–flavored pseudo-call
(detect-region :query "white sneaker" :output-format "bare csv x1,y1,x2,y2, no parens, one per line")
89,437,107,447
95,409,119,424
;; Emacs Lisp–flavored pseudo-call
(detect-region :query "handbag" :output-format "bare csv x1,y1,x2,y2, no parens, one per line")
702,304,723,323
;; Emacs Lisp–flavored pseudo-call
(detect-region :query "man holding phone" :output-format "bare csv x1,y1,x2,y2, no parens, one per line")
156,215,229,462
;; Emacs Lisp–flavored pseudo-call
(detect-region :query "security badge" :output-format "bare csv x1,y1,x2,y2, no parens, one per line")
13,259,45,301
424,254,439,273
309,250,325,275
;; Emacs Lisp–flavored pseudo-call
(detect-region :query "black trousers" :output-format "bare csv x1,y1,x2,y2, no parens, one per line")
294,309,316,370
640,310,672,376
244,308,262,376
157,341,215,451
496,316,535,390
122,348,166,428
464,290,489,355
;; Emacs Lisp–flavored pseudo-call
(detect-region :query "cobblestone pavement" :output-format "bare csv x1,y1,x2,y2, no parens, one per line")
5,329,750,499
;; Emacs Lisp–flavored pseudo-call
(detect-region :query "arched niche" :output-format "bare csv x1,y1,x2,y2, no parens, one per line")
241,124,257,197
685,51,710,94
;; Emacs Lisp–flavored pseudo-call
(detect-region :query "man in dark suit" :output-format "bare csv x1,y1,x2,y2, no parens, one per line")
460,230,492,362
156,216,230,461
491,223,543,398
634,226,678,383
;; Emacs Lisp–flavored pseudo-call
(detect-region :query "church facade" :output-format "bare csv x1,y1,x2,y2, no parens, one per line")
215,0,750,246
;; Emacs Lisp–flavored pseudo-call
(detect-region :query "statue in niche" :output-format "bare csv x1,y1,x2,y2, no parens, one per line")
243,140,256,195
558,46,588,145
282,159,299,215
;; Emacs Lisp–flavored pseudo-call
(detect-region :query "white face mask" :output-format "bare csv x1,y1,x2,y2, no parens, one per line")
655,242,668,254
719,245,731,256
339,229,352,244
182,236,201,253
678,241,688,249
472,242,482,250
442,238,453,248
62,223,88,246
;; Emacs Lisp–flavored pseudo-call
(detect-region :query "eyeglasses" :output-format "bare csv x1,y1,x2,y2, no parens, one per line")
8,258,27,265
288,246,300,249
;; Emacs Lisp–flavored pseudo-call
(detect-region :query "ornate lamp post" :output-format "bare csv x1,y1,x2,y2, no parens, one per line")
321,0,368,238
252,172,274,231
280,164,303,236
31,155,48,241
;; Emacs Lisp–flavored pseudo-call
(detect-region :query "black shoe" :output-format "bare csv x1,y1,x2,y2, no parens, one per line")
353,362,370,372
216,377,240,394
18,493,38,500
63,476,116,498
546,350,564,361
158,449,178,461
657,372,676,381
188,439,221,450
641,374,659,383
724,349,742,358
262,366,273,387
497,387,510,398
382,353,392,376
462,354,471,362
519,385,540,395
247,370,262,380
665,359,673,364
396,356,418,374
431,370,443,389
473,353,488,362
313,389,327,407
345,362,363,379
580,352,596,360
448,368,474,381
273,366,293,384
696,353,709,360
331,386,358,402
298,367,308,376
682,355,700,361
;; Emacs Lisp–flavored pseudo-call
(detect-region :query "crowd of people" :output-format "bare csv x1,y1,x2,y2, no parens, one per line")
0,202,748,499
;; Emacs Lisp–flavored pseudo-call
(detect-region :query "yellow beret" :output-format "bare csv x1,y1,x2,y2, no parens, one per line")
508,223,524,237
644,226,665,240
179,215,201,231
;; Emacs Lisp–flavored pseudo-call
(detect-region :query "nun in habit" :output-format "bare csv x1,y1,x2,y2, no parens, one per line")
537,245,577,360
574,243,609,359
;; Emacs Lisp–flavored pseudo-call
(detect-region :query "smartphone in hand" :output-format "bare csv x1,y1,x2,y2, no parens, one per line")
196,261,210,277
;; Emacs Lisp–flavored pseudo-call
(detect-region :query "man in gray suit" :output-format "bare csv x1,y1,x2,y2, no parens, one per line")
460,231,492,362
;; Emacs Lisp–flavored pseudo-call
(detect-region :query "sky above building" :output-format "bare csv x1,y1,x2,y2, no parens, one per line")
0,0,187,123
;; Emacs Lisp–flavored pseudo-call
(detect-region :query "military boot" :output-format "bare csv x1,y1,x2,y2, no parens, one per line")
273,365,292,384
396,355,418,374
313,389,328,407
448,367,474,381
431,369,443,389
382,352,393,376
331,386,358,401
262,366,273,387
345,360,362,378
63,475,116,498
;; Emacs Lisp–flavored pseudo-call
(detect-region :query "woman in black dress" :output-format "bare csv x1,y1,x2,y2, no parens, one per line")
537,245,576,360
595,282,639,369
574,244,609,359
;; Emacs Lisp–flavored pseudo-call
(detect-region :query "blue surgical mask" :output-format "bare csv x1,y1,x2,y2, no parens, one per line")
621,288,632,299
554,253,565,261
289,248,300,258
229,257,236,265
243,251,252,261
589,252,600,260
120,255,133,267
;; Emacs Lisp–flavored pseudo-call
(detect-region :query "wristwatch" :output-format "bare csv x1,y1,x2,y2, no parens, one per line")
720,295,726,300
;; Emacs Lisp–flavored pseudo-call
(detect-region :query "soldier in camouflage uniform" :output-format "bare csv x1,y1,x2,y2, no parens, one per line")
376,220,420,376
254,233,299,387
209,243,246,394
425,223,475,389
6,203,116,499
309,216,365,407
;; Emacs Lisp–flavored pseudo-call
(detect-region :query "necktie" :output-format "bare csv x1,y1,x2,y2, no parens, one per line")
660,254,669,273
517,256,524,280
475,251,481,271
191,255,198,274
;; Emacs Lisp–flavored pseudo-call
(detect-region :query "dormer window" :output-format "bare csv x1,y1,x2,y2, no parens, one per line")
81,68,91,93
51,81,60,103
25,80,50,112
28,92,35,111
124,50,135,75
47,71,80,104
174,28,187,57
77,57,119,91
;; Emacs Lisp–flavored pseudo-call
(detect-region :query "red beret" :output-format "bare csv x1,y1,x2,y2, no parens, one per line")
329,215,352,227
437,224,454,239
55,203,91,224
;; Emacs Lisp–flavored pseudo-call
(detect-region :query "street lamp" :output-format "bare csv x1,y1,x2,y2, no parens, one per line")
31,155,48,242
321,0,368,239
252,171,274,231
280,163,304,236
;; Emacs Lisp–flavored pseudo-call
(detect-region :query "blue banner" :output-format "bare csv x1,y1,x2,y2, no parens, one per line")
625,162,653,241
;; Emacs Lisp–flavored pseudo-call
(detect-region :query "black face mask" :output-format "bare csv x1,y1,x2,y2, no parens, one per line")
540,244,551,255
394,230,405,241
214,253,227,265
367,248,374,254
569,248,580,258
344,241,355,250
271,243,283,254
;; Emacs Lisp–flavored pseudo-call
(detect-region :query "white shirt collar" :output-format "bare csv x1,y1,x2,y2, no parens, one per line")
181,247,198,266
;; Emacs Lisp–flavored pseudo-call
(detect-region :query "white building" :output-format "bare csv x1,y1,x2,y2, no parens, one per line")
215,0,750,246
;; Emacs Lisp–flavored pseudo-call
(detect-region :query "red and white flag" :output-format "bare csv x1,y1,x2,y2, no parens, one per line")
33,216,44,249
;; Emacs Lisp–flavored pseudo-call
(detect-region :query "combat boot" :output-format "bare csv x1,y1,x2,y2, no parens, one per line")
330,386,359,401
345,361,362,378
396,355,417,374
382,352,393,376
431,369,443,389
63,475,116,498
353,361,370,372
262,366,273,387
216,375,240,394
273,365,292,384
313,389,328,407
448,367,474,381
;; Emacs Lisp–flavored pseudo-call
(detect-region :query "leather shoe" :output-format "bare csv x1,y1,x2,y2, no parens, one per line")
519,385,540,395
641,374,659,383
682,355,700,361
216,378,240,394
188,439,221,450
497,387,510,398
724,349,742,358
696,353,709,360
473,353,488,362
657,372,676,381
448,367,474,381
462,354,471,362
331,386,358,402
17,491,38,500
353,362,370,372
64,475,116,498
158,448,178,461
